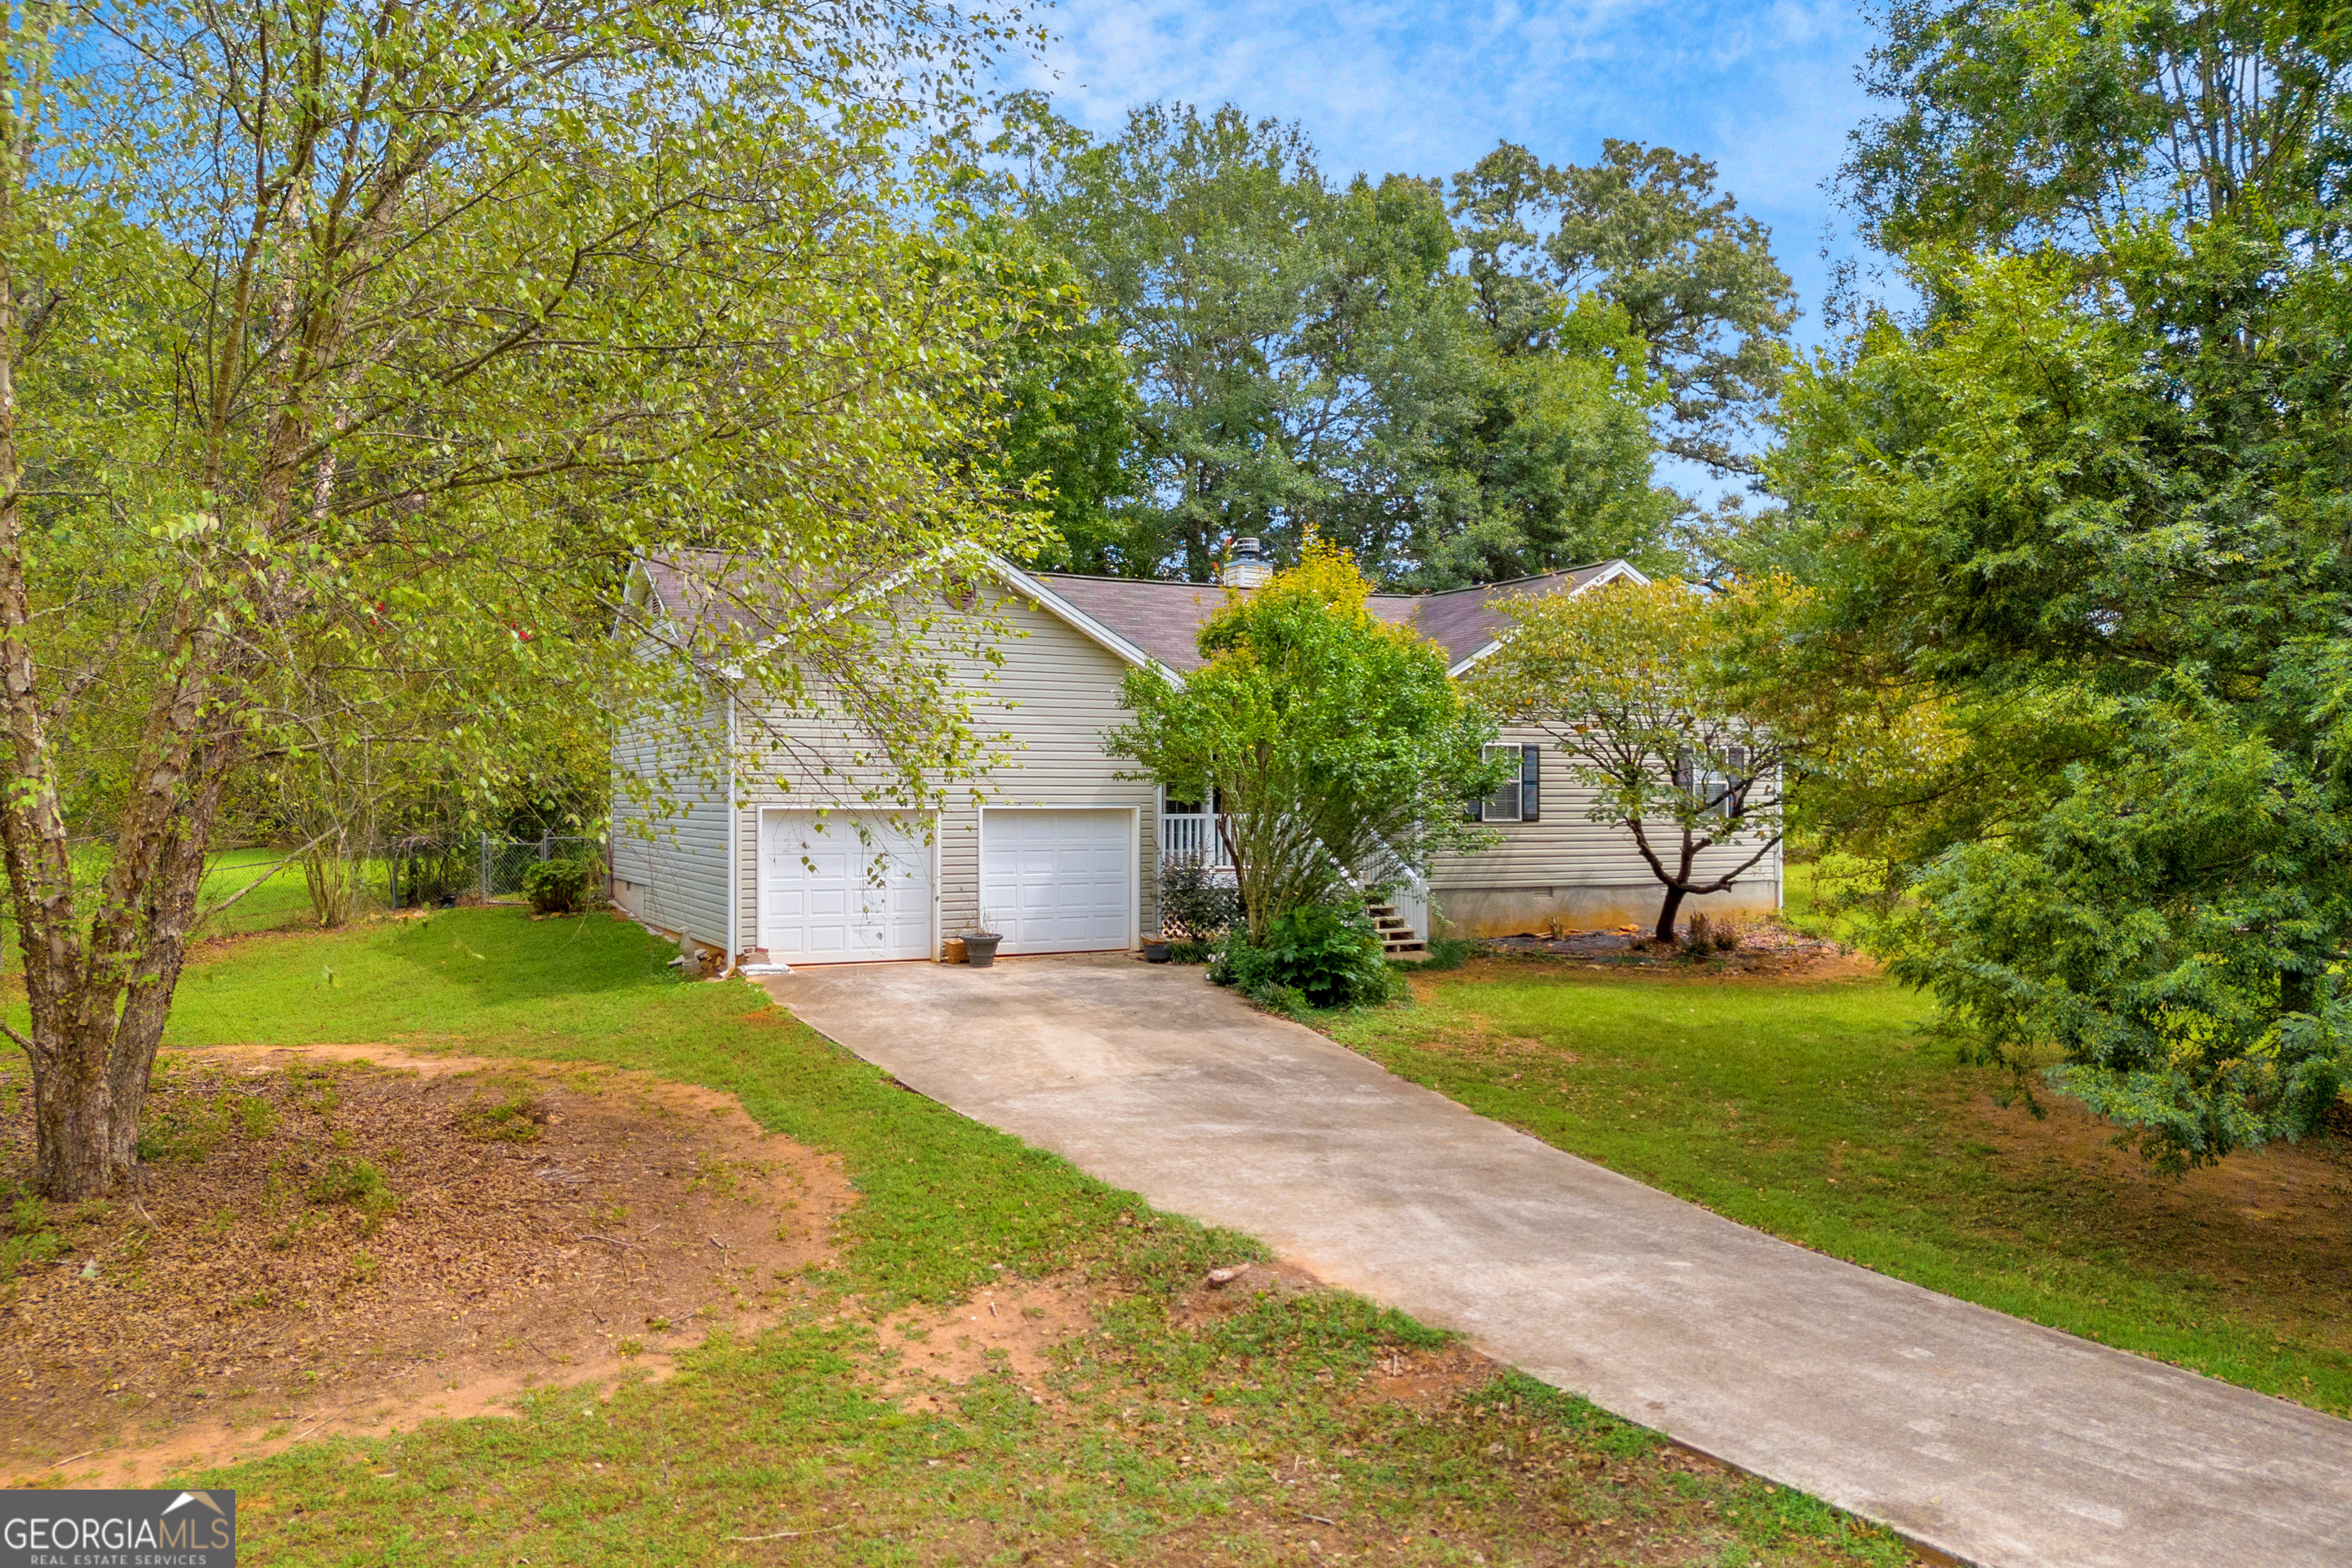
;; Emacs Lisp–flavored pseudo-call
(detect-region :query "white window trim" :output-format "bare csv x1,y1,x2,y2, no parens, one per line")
1479,743,1525,824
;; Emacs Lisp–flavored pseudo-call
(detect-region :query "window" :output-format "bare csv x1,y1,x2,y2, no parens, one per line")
1677,746,1749,819
1162,786,1218,816
1475,744,1540,824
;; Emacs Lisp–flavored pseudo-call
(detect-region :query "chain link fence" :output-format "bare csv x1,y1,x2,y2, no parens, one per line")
385,834,601,906
478,835,600,902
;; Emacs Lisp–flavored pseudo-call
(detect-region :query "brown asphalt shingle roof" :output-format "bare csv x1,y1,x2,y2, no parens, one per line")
1032,563,1626,672
630,550,1635,672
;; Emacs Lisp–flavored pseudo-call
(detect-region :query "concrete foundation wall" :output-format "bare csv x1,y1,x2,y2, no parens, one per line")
1433,880,1782,939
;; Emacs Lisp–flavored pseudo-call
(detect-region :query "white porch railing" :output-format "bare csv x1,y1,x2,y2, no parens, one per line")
1358,832,1432,942
1160,812,1432,939
1159,812,1236,870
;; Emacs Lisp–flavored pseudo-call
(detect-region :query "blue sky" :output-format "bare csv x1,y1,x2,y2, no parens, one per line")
1013,0,1886,361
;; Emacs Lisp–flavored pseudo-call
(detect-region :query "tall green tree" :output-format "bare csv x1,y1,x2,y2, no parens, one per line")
1451,139,1798,474
1768,0,2352,1169
1843,0,2352,254
956,216,1148,572
1405,299,1677,588
1000,103,1681,585
1018,101,1337,579
0,0,1040,1198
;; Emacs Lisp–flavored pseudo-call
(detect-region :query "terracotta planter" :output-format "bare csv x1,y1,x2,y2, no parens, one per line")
962,932,1003,968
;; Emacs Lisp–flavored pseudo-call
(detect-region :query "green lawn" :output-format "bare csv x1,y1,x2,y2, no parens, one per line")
0,846,331,960
5,909,1918,1566
1330,959,2352,1418
193,847,335,938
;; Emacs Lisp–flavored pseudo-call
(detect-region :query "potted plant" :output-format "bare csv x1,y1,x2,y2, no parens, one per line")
961,915,1004,969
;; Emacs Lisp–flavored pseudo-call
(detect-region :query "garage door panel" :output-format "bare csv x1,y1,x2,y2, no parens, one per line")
980,809,1132,955
760,812,934,964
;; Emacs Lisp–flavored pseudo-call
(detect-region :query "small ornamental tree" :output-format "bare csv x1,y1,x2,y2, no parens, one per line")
1473,577,1794,942
1107,539,1503,942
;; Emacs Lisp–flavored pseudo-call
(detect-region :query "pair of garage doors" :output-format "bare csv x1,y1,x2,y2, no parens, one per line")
756,808,1134,964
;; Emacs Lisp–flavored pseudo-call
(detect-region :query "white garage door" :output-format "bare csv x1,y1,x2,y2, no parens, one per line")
979,808,1134,955
759,811,933,964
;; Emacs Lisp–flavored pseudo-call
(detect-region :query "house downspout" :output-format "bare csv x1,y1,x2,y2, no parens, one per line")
725,690,739,976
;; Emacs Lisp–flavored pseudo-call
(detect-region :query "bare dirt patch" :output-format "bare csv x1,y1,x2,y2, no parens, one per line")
874,1272,1098,1411
1355,1342,1503,1414
1478,923,1878,982
1166,1258,1326,1330
873,1257,1502,1427
0,1045,853,1486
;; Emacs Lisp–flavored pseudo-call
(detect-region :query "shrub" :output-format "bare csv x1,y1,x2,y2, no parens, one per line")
1712,919,1740,952
1159,858,1241,939
523,853,604,915
307,1156,398,1232
1211,902,1398,1010
1419,934,1481,972
1165,937,1218,964
1682,911,1713,954
458,1086,551,1143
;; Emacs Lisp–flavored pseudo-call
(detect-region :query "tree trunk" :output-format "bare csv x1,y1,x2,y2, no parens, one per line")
31,1025,141,1196
1653,884,1687,946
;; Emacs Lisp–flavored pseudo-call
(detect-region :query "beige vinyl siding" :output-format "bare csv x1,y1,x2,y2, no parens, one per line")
609,693,733,951
1432,724,1781,933
728,590,1158,956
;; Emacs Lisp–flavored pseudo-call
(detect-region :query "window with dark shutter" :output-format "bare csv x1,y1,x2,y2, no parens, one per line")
1478,743,1523,822
1520,744,1540,822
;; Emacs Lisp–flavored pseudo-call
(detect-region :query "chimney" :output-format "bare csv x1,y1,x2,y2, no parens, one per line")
1220,536,1273,590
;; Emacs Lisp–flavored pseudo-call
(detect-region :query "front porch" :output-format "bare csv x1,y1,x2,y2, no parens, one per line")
1156,791,1428,956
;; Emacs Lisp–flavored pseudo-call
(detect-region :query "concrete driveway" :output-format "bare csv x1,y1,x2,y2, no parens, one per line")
761,954,2352,1568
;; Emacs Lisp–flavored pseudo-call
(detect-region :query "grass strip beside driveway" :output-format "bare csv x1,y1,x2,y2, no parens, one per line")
0,908,1922,1565
1329,959,2352,1419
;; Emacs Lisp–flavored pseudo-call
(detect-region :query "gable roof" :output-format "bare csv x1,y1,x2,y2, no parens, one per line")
1029,560,1646,675
623,550,1650,683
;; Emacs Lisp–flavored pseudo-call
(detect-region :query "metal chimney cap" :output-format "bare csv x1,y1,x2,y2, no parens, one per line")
1220,535,1274,590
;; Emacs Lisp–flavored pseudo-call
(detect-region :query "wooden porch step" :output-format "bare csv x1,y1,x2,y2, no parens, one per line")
1363,892,1423,958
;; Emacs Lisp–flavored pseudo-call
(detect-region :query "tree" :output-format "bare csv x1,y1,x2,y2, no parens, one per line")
1450,140,1798,474
1018,101,1338,579
0,0,1040,1198
1403,297,1677,588
1000,105,1682,586
1105,538,1501,941
1770,244,2352,1169
1471,577,1801,942
1842,0,2352,255
1759,0,2352,1169
954,215,1150,573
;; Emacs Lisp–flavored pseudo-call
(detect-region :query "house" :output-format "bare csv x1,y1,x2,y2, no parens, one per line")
608,541,1783,968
